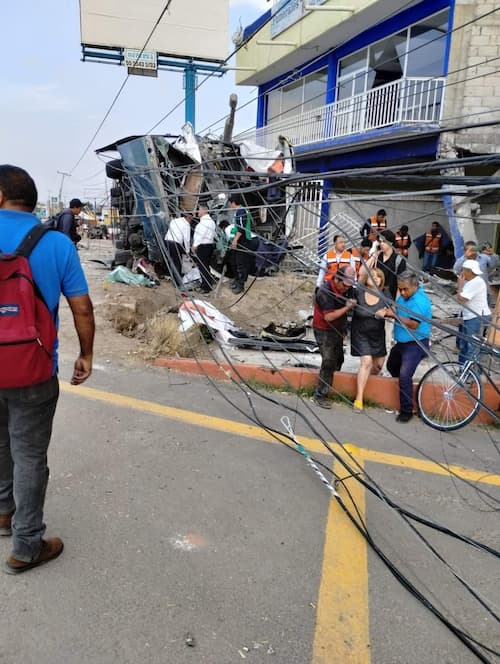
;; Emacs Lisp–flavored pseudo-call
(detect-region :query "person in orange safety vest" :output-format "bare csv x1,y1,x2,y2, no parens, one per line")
422,221,442,275
316,234,360,287
361,209,387,242
394,225,411,258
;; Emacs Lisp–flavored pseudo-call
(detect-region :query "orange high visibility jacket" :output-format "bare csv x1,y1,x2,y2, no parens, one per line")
395,232,411,257
424,230,441,253
368,215,387,241
324,248,360,283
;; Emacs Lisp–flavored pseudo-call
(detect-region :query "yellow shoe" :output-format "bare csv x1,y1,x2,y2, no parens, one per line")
353,399,363,412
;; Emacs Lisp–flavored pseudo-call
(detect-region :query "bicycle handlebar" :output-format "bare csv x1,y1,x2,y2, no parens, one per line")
470,334,500,358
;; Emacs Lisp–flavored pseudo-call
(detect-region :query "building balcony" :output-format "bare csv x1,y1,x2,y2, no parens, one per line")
239,77,445,152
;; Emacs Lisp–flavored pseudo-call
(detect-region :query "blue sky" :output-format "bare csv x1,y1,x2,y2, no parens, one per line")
0,0,268,204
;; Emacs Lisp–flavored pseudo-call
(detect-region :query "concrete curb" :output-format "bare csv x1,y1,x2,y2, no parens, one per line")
154,357,499,424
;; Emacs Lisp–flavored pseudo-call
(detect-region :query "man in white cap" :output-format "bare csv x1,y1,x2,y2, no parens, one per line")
457,259,491,365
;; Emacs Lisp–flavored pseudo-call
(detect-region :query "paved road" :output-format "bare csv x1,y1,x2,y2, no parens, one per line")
0,359,498,664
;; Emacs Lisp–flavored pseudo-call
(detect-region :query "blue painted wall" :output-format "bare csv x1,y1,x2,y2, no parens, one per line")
295,134,440,172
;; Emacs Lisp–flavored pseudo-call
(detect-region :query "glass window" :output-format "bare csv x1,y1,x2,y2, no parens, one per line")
281,78,304,119
336,8,449,101
336,77,353,101
368,31,407,88
302,68,328,111
339,48,368,77
406,10,448,77
266,89,281,124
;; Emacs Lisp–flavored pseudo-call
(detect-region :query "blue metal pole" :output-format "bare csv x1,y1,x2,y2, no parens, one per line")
184,63,196,128
318,181,331,257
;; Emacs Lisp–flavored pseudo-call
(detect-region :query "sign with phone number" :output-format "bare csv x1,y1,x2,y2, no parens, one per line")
124,49,157,70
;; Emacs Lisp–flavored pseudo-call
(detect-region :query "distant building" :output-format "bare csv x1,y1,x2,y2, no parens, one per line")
235,0,500,261
35,203,48,220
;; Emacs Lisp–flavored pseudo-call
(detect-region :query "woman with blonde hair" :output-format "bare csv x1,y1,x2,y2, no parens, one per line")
351,267,388,412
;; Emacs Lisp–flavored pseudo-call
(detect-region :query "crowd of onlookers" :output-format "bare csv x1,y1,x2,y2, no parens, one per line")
151,200,499,422
311,208,497,422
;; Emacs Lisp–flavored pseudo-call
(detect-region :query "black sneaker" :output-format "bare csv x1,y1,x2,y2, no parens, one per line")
396,412,413,423
312,395,332,409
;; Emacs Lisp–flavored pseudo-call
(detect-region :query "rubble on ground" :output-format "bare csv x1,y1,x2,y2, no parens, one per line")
57,241,471,372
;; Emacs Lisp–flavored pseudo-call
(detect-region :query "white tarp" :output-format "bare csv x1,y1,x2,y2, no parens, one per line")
238,140,293,174
178,299,236,344
173,123,202,164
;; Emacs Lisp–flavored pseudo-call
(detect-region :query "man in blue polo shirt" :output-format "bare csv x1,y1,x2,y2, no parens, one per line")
382,270,431,423
0,164,95,574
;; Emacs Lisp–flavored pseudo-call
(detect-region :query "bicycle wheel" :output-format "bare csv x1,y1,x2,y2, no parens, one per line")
417,362,482,431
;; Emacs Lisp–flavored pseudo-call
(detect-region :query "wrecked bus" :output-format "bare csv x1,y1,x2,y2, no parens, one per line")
96,123,295,278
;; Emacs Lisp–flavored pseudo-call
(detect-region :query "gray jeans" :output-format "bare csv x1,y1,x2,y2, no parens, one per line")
0,376,59,561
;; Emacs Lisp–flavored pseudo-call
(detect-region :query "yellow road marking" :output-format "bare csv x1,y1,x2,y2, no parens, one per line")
360,447,500,485
312,456,370,664
61,382,498,664
61,382,500,486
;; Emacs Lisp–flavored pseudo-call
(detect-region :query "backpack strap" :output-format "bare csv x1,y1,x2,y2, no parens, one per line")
15,224,51,258
13,224,57,318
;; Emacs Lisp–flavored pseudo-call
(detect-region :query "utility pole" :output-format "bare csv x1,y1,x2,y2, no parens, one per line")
57,171,71,211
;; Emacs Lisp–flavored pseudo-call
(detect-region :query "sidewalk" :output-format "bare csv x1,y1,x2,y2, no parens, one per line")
154,344,499,424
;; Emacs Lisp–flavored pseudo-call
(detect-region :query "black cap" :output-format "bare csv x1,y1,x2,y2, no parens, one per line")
380,229,395,245
69,198,84,208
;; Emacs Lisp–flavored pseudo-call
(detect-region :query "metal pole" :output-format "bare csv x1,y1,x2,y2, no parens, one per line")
57,170,71,210
184,62,196,128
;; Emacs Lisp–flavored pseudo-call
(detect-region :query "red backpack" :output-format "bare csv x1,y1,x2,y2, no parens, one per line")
0,225,57,388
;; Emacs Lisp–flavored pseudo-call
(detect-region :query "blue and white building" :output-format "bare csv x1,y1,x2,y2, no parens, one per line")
234,0,500,258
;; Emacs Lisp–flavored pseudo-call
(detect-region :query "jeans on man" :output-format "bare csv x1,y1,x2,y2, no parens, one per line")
387,339,429,415
422,251,438,275
0,376,59,561
313,328,345,398
458,317,482,366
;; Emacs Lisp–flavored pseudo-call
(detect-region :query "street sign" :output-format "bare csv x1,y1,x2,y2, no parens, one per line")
124,49,157,71
271,0,327,37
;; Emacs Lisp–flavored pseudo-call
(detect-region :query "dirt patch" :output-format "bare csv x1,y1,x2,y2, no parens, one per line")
206,273,315,333
56,240,316,369
100,283,177,336
144,314,210,359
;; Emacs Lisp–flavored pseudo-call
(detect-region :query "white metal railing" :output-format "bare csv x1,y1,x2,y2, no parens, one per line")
238,77,445,149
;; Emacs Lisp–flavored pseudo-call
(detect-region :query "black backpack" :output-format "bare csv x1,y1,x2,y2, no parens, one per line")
44,211,63,231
